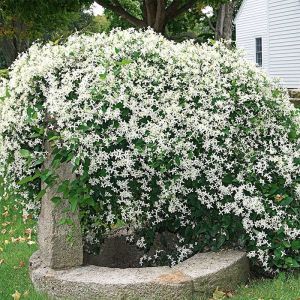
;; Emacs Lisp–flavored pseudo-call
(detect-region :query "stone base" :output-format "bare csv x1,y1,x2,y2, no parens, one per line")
84,228,178,268
288,89,300,99
289,89,300,105
30,250,249,300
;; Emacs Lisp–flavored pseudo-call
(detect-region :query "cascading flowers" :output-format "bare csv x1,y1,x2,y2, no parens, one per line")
0,29,299,272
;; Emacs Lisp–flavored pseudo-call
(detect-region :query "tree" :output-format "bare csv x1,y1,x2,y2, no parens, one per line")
0,0,242,67
212,0,242,40
214,1,236,40
96,0,204,34
100,0,241,40
0,0,93,66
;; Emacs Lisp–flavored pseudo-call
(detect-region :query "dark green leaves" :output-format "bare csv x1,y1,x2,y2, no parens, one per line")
288,127,298,141
278,196,293,206
291,240,300,250
222,173,237,185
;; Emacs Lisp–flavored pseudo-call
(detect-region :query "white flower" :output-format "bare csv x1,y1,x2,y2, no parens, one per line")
201,6,214,18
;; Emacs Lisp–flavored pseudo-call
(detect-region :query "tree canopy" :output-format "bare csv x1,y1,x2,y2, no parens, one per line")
0,0,242,66
0,0,94,66
103,0,242,43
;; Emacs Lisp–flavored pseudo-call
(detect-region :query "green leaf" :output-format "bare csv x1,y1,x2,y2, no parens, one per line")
288,127,298,141
75,157,81,166
99,73,107,80
117,136,125,144
99,169,107,177
222,174,235,185
116,59,132,66
48,135,60,142
36,189,46,200
40,170,50,181
285,257,300,268
17,172,40,185
70,196,78,212
31,158,45,167
27,107,38,121
82,196,95,207
291,240,300,250
216,235,226,249
51,196,61,205
282,241,291,248
175,156,181,165
20,149,31,158
59,218,73,226
51,158,61,168
293,158,300,165
57,180,70,197
279,196,293,206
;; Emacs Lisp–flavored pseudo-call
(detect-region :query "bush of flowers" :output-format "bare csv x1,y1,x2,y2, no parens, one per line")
0,29,299,272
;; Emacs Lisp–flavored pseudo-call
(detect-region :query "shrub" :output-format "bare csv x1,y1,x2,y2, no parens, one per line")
0,29,299,272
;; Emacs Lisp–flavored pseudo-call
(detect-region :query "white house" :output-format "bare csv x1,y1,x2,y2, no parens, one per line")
235,0,300,89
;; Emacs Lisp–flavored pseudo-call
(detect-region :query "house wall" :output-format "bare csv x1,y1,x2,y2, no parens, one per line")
268,0,300,88
235,0,269,72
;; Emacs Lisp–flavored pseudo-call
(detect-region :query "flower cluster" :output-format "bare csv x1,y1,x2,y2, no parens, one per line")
0,29,299,271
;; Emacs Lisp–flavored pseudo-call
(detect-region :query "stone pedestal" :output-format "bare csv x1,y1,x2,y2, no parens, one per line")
289,89,300,106
38,144,83,269
30,250,250,300
31,145,250,299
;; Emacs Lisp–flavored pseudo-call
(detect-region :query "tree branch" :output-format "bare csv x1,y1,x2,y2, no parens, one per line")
166,0,198,21
95,0,145,27
206,16,215,32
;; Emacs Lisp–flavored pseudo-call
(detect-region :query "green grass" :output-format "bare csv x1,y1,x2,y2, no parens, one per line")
0,199,46,299
0,198,299,300
231,274,300,300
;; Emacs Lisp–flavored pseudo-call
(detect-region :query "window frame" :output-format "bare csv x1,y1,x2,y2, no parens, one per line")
255,37,263,67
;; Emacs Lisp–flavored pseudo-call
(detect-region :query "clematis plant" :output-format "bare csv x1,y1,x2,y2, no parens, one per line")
0,29,299,272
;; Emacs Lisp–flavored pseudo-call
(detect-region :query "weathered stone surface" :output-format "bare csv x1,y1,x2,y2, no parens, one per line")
30,251,193,300
30,250,249,300
38,142,83,269
84,228,177,268
289,89,300,105
173,250,250,299
289,89,300,99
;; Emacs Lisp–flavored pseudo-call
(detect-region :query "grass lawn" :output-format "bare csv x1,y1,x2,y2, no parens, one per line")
230,274,300,300
0,199,46,299
0,198,299,300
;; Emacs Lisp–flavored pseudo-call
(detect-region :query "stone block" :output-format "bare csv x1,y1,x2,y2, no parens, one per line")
38,142,83,269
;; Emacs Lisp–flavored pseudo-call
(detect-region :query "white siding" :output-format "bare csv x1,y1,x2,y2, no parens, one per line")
235,0,269,72
268,0,300,88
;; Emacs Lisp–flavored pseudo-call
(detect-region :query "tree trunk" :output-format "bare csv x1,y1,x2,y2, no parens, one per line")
96,0,197,35
154,0,166,33
215,1,236,41
144,0,166,33
0,19,30,66
0,38,18,66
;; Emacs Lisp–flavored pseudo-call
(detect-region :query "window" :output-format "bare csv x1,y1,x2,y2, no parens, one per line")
256,38,263,67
